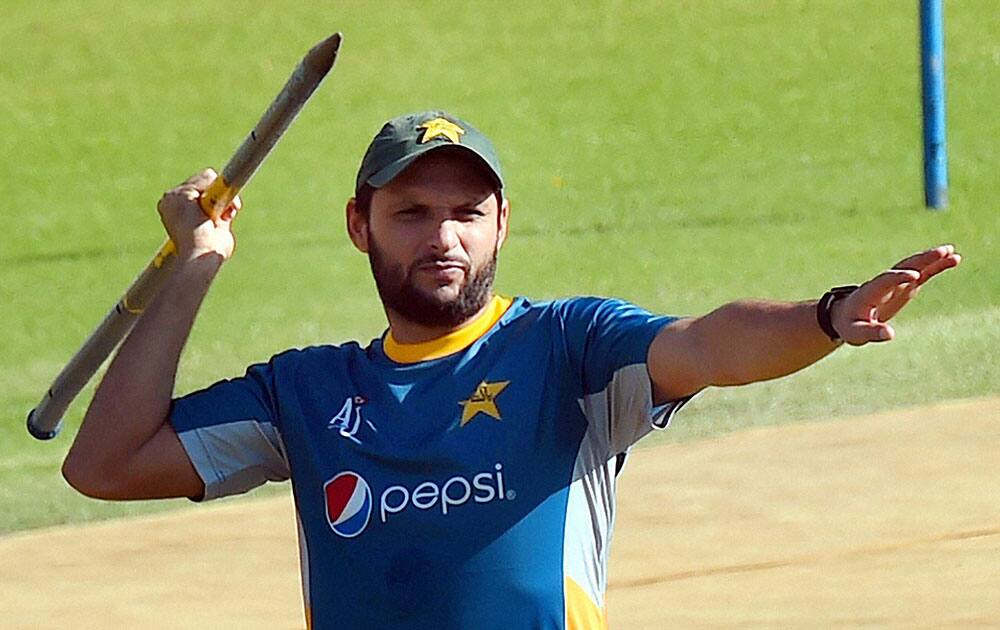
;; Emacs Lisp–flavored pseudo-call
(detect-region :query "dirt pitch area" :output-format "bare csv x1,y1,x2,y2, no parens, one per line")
2,397,997,628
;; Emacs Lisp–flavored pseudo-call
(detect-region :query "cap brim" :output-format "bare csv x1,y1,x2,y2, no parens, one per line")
365,144,502,190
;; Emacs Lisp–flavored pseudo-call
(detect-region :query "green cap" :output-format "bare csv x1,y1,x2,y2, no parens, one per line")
355,110,503,195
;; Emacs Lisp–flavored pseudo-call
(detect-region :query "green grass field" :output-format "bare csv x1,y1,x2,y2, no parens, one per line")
1,1,996,532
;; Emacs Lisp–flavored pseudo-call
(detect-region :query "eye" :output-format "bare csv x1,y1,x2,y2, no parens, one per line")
458,207,487,220
395,207,425,220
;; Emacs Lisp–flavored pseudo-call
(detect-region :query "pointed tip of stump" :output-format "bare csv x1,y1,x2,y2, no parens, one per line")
305,32,343,76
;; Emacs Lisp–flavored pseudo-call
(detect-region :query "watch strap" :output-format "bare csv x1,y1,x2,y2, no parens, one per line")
817,285,859,341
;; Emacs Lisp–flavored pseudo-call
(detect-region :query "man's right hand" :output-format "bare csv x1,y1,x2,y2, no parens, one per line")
63,169,243,501
158,168,242,263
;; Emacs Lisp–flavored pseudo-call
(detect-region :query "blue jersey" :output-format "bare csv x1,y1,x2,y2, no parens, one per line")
170,296,690,629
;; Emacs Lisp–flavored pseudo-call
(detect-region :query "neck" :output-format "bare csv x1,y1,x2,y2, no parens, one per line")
385,294,496,345
382,295,514,363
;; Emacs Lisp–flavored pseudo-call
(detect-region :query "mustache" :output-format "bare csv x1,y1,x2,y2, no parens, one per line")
412,254,470,268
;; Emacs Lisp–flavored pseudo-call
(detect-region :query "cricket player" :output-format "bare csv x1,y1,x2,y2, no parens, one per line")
63,111,961,629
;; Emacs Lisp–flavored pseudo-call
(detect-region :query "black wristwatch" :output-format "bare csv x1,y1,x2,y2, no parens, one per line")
816,285,859,341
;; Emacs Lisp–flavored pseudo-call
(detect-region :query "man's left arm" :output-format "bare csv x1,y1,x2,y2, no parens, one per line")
648,245,961,402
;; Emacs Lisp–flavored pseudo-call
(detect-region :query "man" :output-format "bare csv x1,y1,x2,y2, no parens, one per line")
63,111,960,629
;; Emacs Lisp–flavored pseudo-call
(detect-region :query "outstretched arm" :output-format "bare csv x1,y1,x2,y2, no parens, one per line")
62,169,240,500
648,245,961,402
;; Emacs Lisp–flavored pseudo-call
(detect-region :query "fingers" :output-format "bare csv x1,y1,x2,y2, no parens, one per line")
161,169,219,208
891,246,942,272
836,244,962,347
159,169,219,222
857,269,921,308
834,270,917,344
182,167,218,191
843,319,896,346
161,168,241,221
219,195,242,222
912,248,961,284
892,244,962,284
852,267,926,326
875,279,921,322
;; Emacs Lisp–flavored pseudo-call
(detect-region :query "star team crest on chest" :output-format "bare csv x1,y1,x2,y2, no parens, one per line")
459,380,510,427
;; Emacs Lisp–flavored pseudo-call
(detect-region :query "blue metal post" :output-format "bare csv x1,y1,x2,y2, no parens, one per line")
919,0,948,209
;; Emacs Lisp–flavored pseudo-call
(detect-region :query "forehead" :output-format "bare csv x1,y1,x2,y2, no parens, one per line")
381,149,498,199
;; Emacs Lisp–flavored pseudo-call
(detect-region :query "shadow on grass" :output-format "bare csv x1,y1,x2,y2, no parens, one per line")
0,247,122,267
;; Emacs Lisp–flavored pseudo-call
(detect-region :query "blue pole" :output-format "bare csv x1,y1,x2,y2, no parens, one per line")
919,0,948,209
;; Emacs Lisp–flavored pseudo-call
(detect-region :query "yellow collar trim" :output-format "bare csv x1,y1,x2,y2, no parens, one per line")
383,296,513,363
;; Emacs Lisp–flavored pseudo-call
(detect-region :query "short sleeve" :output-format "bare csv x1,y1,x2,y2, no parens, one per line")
170,360,290,501
562,297,693,454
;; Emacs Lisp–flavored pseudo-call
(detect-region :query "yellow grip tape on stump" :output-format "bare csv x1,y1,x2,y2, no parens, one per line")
198,175,238,221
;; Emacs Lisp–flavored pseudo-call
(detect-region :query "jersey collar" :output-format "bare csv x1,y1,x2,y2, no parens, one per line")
383,295,513,363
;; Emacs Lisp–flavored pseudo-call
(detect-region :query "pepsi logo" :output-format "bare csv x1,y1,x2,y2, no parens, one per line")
323,471,372,538
322,464,514,538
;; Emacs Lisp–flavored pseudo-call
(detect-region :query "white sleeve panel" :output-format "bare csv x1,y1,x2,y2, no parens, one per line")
562,454,617,613
175,419,290,501
578,362,692,456
564,362,694,614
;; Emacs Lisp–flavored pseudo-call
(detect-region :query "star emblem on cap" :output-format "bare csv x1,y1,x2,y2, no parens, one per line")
459,380,510,426
418,117,465,144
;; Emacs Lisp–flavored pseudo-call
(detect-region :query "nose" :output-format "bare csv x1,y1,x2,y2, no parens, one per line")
428,218,461,253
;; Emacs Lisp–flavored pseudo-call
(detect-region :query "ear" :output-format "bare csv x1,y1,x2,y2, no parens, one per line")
496,196,510,251
346,197,369,253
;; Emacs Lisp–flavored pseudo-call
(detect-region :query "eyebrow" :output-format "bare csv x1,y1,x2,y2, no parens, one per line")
395,200,489,212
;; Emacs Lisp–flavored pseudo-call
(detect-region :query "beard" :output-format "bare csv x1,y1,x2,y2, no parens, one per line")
367,230,498,328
